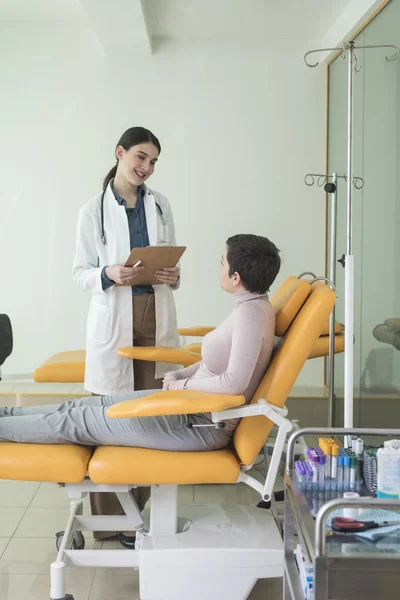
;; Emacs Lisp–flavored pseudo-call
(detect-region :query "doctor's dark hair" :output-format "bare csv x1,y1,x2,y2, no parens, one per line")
103,127,161,191
226,234,281,294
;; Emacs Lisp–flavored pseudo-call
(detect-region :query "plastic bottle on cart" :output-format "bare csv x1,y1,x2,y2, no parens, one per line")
331,444,339,490
343,455,351,491
337,455,344,490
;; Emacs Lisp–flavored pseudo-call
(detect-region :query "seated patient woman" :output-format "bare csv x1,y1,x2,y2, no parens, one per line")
0,234,281,451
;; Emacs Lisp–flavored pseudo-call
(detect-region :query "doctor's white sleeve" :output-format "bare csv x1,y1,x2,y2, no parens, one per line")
166,199,181,292
72,209,107,294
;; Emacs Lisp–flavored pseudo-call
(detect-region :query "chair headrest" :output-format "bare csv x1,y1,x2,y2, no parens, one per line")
271,276,311,336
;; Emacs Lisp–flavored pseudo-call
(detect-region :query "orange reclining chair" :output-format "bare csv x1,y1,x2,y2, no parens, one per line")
1,278,336,600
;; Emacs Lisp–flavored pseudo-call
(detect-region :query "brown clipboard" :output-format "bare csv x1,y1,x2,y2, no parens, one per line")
119,245,186,286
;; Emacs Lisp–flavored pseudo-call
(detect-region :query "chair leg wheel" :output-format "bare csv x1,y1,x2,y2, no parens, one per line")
55,531,85,551
73,531,85,550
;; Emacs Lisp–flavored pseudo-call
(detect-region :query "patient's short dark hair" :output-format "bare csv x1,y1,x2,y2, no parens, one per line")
226,234,281,294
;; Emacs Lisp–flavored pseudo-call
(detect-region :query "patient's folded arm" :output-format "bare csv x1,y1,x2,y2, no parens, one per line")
106,389,245,418
118,346,200,367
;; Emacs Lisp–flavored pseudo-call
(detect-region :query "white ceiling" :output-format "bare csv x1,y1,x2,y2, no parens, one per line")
144,0,352,41
0,0,85,21
0,0,354,46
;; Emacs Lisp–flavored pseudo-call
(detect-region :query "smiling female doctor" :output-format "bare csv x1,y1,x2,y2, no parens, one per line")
72,126,180,544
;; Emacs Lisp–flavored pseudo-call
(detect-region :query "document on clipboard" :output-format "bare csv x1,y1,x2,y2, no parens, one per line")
120,245,186,286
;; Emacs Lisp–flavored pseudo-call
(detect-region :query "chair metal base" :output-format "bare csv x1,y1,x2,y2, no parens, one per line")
50,484,283,600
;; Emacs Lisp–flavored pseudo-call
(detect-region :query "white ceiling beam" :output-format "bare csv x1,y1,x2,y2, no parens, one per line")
78,0,152,55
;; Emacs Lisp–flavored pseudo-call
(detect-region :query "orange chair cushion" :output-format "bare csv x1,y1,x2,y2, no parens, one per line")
33,351,86,383
309,334,345,359
89,446,240,485
0,443,92,483
320,320,344,336
271,277,310,336
118,346,200,368
181,342,202,353
107,390,245,418
178,326,215,337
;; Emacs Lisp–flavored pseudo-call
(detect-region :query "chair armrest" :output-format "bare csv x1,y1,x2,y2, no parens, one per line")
118,346,201,367
181,342,202,353
320,320,344,336
178,326,215,337
308,334,345,359
106,390,245,418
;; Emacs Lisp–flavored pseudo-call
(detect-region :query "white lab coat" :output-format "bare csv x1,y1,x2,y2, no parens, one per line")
72,183,180,395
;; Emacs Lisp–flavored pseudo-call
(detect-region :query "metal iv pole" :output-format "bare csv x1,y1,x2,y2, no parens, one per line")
304,41,400,441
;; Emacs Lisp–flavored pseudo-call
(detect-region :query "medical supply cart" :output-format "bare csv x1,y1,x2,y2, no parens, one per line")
284,427,400,600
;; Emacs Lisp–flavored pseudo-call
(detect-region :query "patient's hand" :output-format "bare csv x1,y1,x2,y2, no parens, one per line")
164,379,185,391
162,371,178,391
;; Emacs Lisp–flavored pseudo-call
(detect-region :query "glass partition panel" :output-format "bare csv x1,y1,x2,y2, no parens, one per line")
327,0,400,426
359,1,400,418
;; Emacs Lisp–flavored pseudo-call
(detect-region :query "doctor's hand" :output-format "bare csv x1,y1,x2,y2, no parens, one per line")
154,266,180,286
105,264,144,285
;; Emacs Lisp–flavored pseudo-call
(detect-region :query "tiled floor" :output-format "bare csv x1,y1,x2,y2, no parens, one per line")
0,465,285,600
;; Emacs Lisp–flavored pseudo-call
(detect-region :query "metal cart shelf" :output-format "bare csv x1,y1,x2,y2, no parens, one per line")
284,427,400,600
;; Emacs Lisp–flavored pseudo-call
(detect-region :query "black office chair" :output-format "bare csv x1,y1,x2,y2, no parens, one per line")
0,314,13,381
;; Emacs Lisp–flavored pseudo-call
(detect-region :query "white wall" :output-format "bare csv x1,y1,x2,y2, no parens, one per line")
0,24,327,386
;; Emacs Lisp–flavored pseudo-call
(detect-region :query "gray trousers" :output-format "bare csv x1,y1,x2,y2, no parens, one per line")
0,391,232,539
0,390,232,451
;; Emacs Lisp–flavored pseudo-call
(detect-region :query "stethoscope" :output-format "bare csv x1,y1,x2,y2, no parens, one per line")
100,187,164,245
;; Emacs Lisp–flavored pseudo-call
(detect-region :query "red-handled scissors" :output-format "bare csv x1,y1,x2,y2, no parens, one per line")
332,517,400,533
